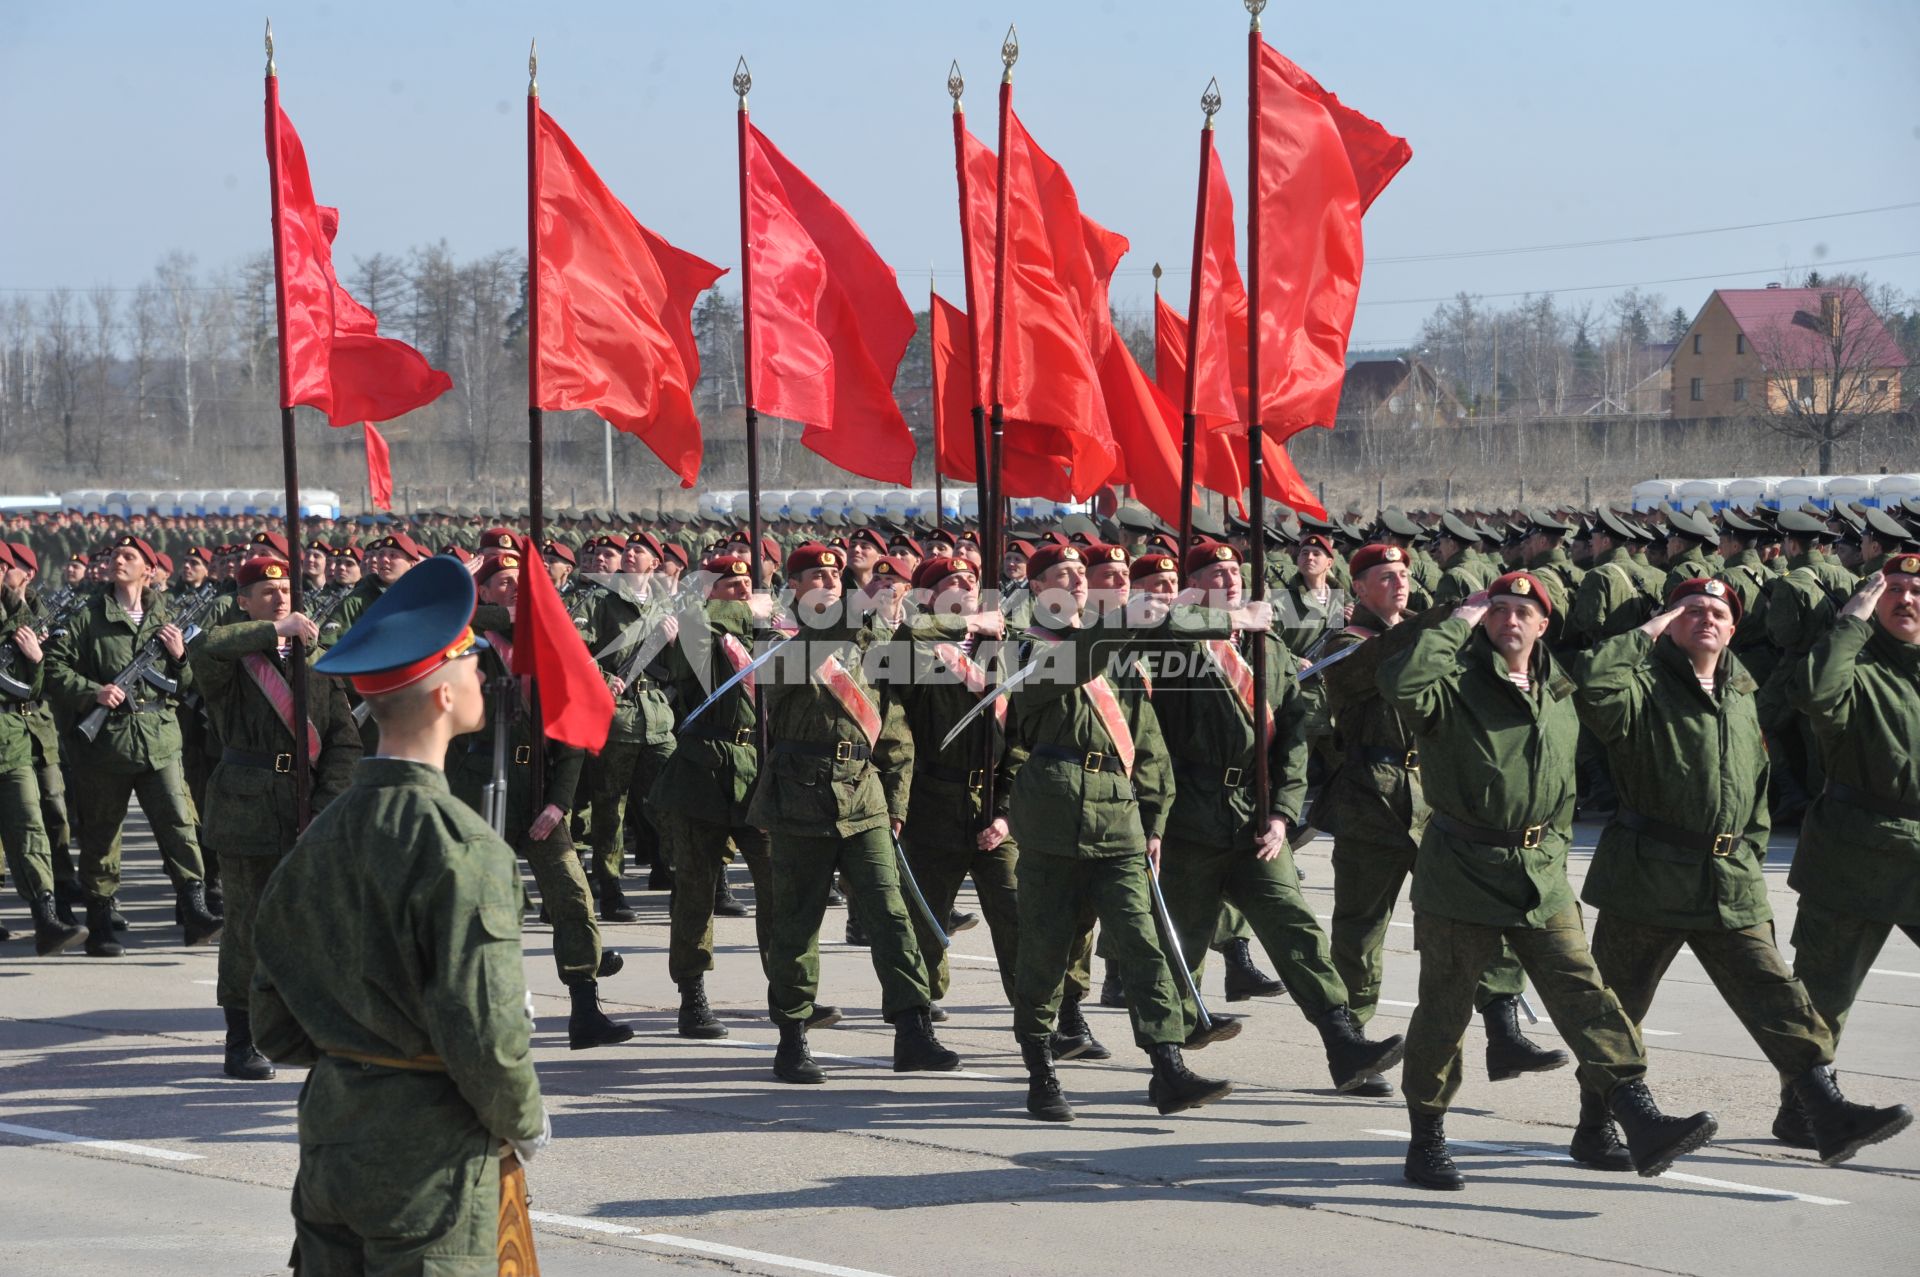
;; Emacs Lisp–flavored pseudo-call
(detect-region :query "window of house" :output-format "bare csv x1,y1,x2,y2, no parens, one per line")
1690,377,1704,401
1877,379,1891,395
1693,334,1703,354
1797,376,1815,401
1736,333,1746,355
1733,378,1747,402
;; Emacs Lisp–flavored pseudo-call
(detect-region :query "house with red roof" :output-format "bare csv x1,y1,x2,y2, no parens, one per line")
1670,284,1906,420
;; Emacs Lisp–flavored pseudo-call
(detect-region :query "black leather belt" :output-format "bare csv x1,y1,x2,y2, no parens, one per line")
921,760,987,789
1826,781,1920,824
222,746,295,774
1173,757,1247,788
463,740,532,765
1034,743,1127,775
1431,811,1550,849
1614,806,1739,856
0,699,41,713
773,739,870,762
684,724,756,746
1350,744,1420,770
121,702,171,715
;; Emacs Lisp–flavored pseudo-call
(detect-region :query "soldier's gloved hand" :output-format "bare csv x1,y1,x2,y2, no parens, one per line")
1839,571,1886,622
1254,817,1288,862
507,1108,553,1165
1229,600,1274,633
968,609,1005,639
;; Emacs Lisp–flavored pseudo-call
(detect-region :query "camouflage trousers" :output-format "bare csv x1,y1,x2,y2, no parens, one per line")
900,813,1019,1005
214,852,281,1009
1403,905,1645,1114
588,736,674,880
766,827,932,1026
1791,898,1920,1051
657,808,772,986
72,758,205,898
0,765,53,901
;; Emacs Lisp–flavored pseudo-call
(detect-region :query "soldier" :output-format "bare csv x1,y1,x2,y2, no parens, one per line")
43,534,221,954
1380,571,1719,1189
251,556,549,1273
1760,510,1853,822
1277,532,1344,659
1568,577,1910,1169
750,542,957,1083
1778,563,1920,1156
190,556,362,1079
1568,507,1659,647
1430,513,1496,608
1661,507,1720,597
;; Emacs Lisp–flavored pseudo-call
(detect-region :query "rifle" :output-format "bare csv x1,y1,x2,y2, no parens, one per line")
76,584,222,742
0,586,86,702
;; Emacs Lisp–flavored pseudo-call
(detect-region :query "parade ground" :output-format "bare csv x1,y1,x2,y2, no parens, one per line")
3,816,1914,1277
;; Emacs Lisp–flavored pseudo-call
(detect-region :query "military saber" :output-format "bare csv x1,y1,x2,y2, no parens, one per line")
891,835,949,949
679,634,792,731
1144,851,1213,1033
1298,642,1362,682
1518,993,1540,1026
935,658,1038,753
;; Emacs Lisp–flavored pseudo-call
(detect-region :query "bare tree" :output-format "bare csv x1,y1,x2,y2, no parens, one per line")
84,288,119,471
155,252,202,452
1745,281,1906,474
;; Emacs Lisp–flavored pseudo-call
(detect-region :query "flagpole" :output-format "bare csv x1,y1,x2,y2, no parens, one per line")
263,21,313,830
733,59,767,592
947,62,992,573
987,26,1018,601
1245,1,1270,818
525,40,548,817
928,266,944,535
1179,80,1221,575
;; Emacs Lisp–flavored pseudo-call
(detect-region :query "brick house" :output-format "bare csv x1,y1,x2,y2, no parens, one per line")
1670,285,1906,420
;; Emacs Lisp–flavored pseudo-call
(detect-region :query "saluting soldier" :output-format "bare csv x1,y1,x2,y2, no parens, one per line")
1380,571,1719,1189
190,556,362,1080
251,556,550,1275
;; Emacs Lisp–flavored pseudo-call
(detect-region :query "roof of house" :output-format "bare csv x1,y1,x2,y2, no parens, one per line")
1713,287,1907,372
1340,358,1413,404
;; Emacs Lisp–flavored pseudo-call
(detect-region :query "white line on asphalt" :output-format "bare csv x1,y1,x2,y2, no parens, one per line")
947,952,1002,966
703,1037,1011,1082
190,979,217,986
1362,1129,1847,1206
1315,912,1412,930
0,1121,204,1162
1371,999,1676,1035
1868,968,1920,980
526,1213,899,1277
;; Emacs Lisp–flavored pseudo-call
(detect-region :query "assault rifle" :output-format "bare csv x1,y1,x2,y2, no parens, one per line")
76,584,222,742
0,586,87,701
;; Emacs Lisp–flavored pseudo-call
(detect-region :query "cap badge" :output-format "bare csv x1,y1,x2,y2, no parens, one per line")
1899,556,1920,574
1704,580,1725,597
1511,577,1532,595
263,563,285,579
1384,546,1402,562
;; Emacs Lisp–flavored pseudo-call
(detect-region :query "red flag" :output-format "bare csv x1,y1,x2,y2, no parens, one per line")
1251,42,1409,435
363,423,392,512
1094,336,1189,529
1152,296,1247,509
742,124,915,484
931,293,1082,500
511,538,614,753
267,87,451,425
533,108,726,487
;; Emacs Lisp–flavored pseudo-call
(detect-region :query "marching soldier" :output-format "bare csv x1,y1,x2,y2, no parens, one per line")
1380,572,1718,1189
1277,532,1344,658
251,556,549,1274
190,556,362,1080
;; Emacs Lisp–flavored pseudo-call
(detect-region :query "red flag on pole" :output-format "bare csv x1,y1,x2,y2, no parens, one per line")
1251,42,1409,436
931,293,1082,500
511,537,614,753
742,123,916,484
533,108,725,487
267,94,451,426
363,423,393,512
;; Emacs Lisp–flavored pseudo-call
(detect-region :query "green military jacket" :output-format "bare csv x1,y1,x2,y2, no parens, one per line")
1147,628,1307,851
746,606,911,839
1277,580,1343,660
891,612,1014,832
1568,546,1656,648
445,638,586,829
250,759,546,1152
1526,546,1582,647
591,578,676,744
0,607,45,772
651,598,764,826
1788,616,1920,925
1312,604,1450,848
320,576,386,650
45,586,195,773
1568,630,1771,929
190,619,363,856
1380,617,1579,927
1662,546,1715,599
1433,547,1497,608
1714,549,1779,685
1810,549,1857,597
1765,553,1848,656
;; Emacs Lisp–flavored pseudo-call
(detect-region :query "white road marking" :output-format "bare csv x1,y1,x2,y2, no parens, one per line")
1316,912,1412,930
1373,999,1675,1034
190,979,218,986
704,1037,1010,1083
1363,1129,1847,1206
947,952,1002,966
1868,968,1920,980
527,1213,899,1277
0,1121,204,1162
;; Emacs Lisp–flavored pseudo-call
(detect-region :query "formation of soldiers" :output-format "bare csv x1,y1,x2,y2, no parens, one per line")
5,489,1918,1265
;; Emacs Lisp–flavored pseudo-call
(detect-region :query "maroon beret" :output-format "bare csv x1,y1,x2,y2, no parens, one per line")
1667,577,1742,624
1130,552,1181,583
1349,543,1411,577
1488,570,1552,616
1026,543,1084,579
1184,539,1241,576
236,557,291,589
910,555,972,591
785,541,845,576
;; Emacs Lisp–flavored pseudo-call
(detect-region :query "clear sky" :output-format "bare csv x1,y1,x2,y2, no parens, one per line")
4,0,1916,349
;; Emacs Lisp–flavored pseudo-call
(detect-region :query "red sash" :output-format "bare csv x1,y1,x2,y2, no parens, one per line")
720,634,756,699
815,652,883,747
1206,637,1274,747
240,651,321,764
934,641,1006,727
1082,675,1136,775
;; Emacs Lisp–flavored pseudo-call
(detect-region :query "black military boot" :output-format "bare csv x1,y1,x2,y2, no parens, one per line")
646,855,674,892
205,879,225,918
596,949,624,978
1404,1111,1466,1190
105,896,129,932
1482,995,1569,1080
774,1020,825,1084
1183,1011,1243,1050
1220,938,1285,1001
947,908,980,934
1098,958,1126,1008
1607,1080,1718,1177
52,879,81,927
1788,1064,1913,1166
566,978,635,1050
844,910,870,948
713,873,748,918
222,1007,275,1080
83,897,123,957
176,882,224,947
805,1004,843,1030
1568,1087,1634,1171
598,872,637,924
1022,1039,1074,1122
29,892,86,956
893,1007,961,1073
1314,1005,1407,1092
1353,1073,1395,1098
1771,1083,1817,1149
676,976,728,1040
1051,995,1110,1062
1146,1043,1232,1115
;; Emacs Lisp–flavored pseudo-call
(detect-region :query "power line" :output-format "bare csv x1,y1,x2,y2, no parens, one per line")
1352,250,1920,308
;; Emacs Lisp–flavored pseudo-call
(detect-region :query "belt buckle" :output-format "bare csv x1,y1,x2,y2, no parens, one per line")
1711,833,1735,857
513,744,531,765
1083,751,1106,772
1520,824,1544,849
273,753,293,774
833,741,855,762
734,728,755,746
967,768,986,790
1404,749,1420,769
1222,766,1243,786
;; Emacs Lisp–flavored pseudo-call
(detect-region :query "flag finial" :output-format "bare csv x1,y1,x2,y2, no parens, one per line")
733,56,752,109
265,18,276,77
1001,24,1019,83
528,38,538,97
947,60,964,111
1152,262,1163,296
1246,0,1267,30
1201,76,1222,123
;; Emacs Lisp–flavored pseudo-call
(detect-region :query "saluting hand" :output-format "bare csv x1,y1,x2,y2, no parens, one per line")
1638,605,1681,640
158,623,185,660
1840,571,1886,622
12,627,41,664
1451,590,1491,628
